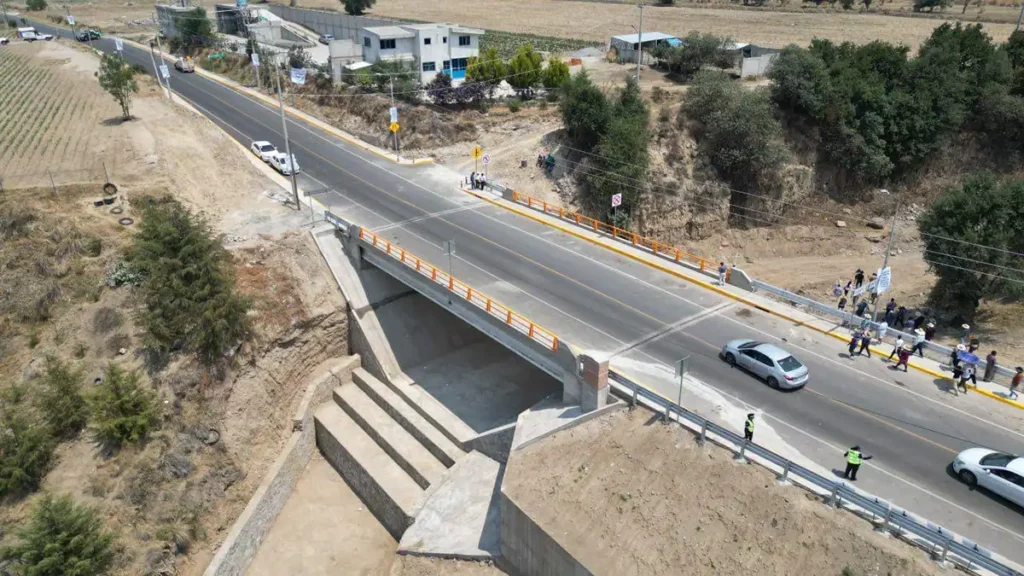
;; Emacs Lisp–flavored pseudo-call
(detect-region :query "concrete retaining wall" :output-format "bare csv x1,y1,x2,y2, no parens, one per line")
466,423,516,464
500,491,592,576
264,5,402,42
203,356,360,576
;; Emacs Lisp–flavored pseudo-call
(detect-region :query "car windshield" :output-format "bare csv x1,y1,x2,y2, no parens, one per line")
738,341,761,350
980,452,1017,467
260,145,274,152
776,356,803,371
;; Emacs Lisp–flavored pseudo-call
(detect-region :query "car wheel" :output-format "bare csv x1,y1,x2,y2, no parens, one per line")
724,352,736,366
959,470,978,487
767,377,780,390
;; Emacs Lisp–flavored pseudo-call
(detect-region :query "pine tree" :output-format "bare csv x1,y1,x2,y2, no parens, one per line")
1,494,115,576
35,357,88,440
0,410,55,498
88,364,160,450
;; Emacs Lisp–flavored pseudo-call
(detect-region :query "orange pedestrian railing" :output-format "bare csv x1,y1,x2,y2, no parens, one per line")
358,228,560,352
510,191,724,276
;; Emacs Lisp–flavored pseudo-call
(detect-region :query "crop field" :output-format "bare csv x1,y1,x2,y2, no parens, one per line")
0,42,126,186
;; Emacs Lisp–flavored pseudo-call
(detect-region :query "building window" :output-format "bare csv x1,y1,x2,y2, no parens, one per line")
424,37,431,45
443,60,451,71
363,36,370,47
459,35,470,47
380,38,396,50
442,36,447,44
423,61,436,72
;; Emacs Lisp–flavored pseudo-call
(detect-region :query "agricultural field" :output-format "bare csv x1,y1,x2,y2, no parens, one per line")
0,41,147,188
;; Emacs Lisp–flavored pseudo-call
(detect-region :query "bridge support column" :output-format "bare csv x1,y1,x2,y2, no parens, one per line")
577,354,609,412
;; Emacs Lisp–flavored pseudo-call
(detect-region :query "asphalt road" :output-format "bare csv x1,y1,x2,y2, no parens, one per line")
29,22,1024,563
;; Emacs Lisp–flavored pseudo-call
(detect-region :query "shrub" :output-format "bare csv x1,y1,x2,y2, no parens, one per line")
913,0,952,10
508,44,543,90
559,69,610,150
88,364,160,449
508,99,521,112
0,409,55,498
466,47,507,86
25,0,46,11
581,78,650,216
0,494,115,576
768,44,830,116
343,0,375,15
653,31,734,80
542,56,570,89
36,357,88,440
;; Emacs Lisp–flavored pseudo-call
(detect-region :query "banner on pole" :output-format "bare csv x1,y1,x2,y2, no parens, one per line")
114,37,123,51
251,53,260,67
290,67,306,85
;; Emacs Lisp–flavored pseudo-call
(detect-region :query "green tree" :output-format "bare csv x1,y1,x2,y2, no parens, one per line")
1,494,115,576
25,0,46,11
918,174,1024,319
466,47,507,86
559,69,610,150
582,78,650,217
685,70,787,193
172,7,215,51
343,0,376,15
913,0,952,10
1005,30,1024,71
88,364,160,450
0,410,55,498
508,44,543,90
653,31,734,79
542,56,570,89
769,44,830,116
131,198,251,365
35,358,87,440
97,53,138,121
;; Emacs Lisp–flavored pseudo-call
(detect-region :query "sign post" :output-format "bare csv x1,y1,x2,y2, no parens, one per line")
675,356,689,408
444,240,456,304
482,153,490,178
611,192,622,218
114,37,123,53
471,145,483,174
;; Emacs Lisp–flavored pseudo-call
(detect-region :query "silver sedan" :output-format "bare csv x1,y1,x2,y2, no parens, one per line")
720,339,809,390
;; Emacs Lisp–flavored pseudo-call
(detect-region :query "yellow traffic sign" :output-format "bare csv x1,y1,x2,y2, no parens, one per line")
389,121,400,133
471,145,483,159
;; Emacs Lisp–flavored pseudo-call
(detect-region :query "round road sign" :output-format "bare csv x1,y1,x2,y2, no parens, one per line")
482,154,490,166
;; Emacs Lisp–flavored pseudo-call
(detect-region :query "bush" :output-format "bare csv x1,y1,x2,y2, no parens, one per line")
171,7,215,53
36,358,88,440
685,71,787,192
88,364,160,449
287,45,312,70
508,44,543,90
25,0,46,11
508,99,521,113
559,70,610,151
0,493,115,576
343,0,375,15
581,78,650,216
131,197,251,365
542,56,570,89
768,44,829,116
466,47,507,86
913,0,952,10
653,31,734,80
0,409,55,498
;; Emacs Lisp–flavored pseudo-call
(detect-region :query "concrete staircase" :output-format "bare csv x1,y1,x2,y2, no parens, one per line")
314,367,465,539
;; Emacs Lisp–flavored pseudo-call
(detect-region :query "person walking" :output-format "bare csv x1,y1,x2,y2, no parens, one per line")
951,343,965,370
848,331,860,356
855,299,869,318
837,295,848,312
885,298,897,314
960,324,971,344
854,268,865,288
889,335,905,360
833,281,843,299
892,347,911,372
957,364,976,395
744,413,755,443
1010,367,1022,400
883,308,895,326
984,351,998,382
951,362,964,394
895,306,907,329
877,320,888,342
717,262,728,286
911,328,926,357
844,280,853,296
924,322,936,342
858,332,872,357
843,446,872,481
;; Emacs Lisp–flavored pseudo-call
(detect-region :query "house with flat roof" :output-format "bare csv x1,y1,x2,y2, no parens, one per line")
360,22,484,85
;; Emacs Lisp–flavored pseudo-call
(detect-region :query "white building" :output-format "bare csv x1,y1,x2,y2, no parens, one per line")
360,23,484,85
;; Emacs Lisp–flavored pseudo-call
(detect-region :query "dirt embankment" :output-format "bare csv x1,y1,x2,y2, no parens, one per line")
505,409,947,576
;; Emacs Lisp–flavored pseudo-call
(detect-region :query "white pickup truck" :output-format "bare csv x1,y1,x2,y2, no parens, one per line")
17,27,54,41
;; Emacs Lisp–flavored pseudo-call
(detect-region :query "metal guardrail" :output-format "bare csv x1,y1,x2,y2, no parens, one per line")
607,370,1018,576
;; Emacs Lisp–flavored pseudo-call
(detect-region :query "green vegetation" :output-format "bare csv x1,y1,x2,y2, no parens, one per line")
913,0,953,11
685,70,786,192
542,56,570,89
25,0,46,11
98,53,138,121
466,47,507,86
479,29,597,61
343,0,376,15
560,69,610,151
88,364,160,450
35,357,88,440
0,409,55,498
508,44,543,90
1,493,115,576
130,197,251,365
171,7,216,52
652,32,734,80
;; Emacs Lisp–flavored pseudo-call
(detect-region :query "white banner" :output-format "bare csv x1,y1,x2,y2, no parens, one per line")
251,53,260,67
67,15,75,25
159,64,170,79
290,67,306,85
389,106,398,123
876,266,892,294
114,37,123,51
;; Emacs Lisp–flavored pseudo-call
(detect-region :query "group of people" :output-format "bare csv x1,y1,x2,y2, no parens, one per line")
741,413,872,482
469,171,487,191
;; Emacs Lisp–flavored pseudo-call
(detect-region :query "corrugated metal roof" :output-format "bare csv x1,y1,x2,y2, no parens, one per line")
610,32,678,45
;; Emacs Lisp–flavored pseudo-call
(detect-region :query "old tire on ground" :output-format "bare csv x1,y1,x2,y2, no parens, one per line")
118,217,134,226
959,470,977,487
103,182,117,194
110,207,123,215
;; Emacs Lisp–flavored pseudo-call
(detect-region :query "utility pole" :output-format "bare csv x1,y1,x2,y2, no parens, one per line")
155,28,172,100
635,3,644,80
1,0,9,28
273,53,301,211
870,199,900,324
148,40,165,92
389,76,397,153
65,4,77,41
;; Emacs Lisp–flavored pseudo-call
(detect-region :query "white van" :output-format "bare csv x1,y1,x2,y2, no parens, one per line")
17,27,53,41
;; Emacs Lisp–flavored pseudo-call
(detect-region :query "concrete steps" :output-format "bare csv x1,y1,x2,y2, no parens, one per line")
334,383,447,490
352,368,465,466
314,402,423,539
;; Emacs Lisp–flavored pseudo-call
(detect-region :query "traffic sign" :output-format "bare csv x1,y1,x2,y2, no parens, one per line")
611,193,623,208
389,121,400,133
251,53,260,67
159,64,170,79
482,154,490,166
389,106,398,124
471,145,483,159
67,15,75,25
114,37,123,52
875,266,892,294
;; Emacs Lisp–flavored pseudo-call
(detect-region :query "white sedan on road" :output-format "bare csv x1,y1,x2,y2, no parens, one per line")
952,448,1024,507
250,141,277,162
270,152,300,176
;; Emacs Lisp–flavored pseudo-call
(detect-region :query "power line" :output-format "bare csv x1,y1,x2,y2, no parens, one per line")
919,231,1024,260
922,249,1024,276
921,259,1024,285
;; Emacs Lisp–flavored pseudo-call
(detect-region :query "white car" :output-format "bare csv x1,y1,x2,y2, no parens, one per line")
250,141,277,162
952,448,1024,507
270,152,300,175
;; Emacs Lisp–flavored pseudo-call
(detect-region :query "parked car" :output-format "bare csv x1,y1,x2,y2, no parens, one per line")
952,448,1024,507
270,152,300,175
318,33,334,45
0,38,9,46
75,29,101,41
173,56,195,73
720,339,809,390
250,141,278,162
18,28,53,41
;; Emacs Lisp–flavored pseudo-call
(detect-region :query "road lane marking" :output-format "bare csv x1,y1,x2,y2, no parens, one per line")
609,302,734,358
372,202,486,233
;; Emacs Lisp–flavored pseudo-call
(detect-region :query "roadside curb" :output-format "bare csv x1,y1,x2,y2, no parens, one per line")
462,187,1024,412
119,37,434,167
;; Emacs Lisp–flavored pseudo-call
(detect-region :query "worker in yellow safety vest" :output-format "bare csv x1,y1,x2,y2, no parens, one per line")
744,413,755,443
843,445,873,481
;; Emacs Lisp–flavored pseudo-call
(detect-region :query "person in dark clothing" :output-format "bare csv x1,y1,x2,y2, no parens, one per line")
854,269,865,288
885,298,897,314
837,296,848,311
883,309,895,326
848,332,860,356
843,445,873,481
924,323,937,342
892,347,911,372
968,337,980,354
855,300,869,317
844,281,853,296
951,344,964,370
744,413,755,443
911,328,926,357
895,306,907,329
858,333,872,357
984,351,998,382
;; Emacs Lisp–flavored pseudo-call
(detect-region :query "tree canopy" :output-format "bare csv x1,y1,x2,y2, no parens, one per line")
172,7,215,51
343,0,376,15
88,364,160,450
35,358,87,440
542,56,571,89
508,44,543,90
653,32,734,79
1,494,115,576
559,70,610,151
466,47,508,86
97,53,138,121
0,409,54,498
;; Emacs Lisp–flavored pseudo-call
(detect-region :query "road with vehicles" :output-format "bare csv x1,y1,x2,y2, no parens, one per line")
24,20,1024,564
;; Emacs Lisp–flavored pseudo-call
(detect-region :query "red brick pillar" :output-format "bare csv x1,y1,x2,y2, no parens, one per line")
578,354,609,412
